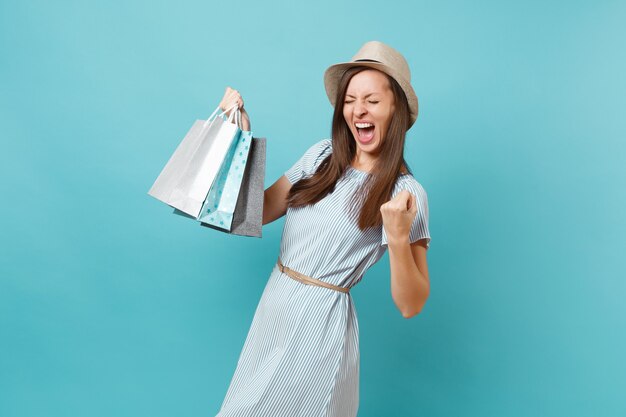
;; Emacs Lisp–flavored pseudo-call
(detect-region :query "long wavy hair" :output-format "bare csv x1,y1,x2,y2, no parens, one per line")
286,66,413,230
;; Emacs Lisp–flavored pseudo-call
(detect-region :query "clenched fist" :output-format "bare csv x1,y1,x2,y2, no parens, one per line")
380,190,417,244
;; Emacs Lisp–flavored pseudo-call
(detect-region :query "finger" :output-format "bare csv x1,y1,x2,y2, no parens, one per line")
228,92,242,109
226,96,239,111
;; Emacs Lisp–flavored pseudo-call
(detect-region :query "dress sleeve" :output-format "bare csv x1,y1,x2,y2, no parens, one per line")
381,177,431,249
284,139,332,184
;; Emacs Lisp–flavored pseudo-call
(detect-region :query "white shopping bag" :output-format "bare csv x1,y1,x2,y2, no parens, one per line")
148,104,241,217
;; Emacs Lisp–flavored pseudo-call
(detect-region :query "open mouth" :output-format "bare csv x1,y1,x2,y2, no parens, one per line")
355,122,375,142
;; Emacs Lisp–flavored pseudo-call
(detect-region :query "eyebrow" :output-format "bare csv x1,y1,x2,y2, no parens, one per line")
345,93,380,98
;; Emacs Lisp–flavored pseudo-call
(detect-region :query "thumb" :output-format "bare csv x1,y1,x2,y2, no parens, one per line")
407,192,416,212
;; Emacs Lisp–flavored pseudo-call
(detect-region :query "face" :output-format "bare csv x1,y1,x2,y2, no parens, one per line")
343,69,396,159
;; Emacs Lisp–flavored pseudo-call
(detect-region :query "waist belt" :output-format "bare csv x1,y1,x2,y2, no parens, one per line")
277,258,350,294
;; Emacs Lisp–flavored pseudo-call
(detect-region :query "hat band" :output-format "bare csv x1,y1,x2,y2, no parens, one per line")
354,59,381,63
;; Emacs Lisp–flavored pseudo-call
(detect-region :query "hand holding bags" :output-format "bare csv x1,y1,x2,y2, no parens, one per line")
148,103,265,237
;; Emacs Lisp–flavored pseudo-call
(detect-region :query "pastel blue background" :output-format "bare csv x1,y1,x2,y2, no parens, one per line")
1,0,625,416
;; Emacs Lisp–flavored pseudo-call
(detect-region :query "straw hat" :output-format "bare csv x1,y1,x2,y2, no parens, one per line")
323,40,419,129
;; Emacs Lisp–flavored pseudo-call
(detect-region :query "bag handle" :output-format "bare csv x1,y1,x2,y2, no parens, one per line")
204,104,239,128
222,106,245,130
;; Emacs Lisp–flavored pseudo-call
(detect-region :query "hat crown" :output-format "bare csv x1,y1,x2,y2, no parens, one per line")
351,41,411,82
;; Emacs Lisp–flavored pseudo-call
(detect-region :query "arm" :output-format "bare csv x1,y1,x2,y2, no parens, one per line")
387,237,430,319
262,175,292,225
381,190,431,319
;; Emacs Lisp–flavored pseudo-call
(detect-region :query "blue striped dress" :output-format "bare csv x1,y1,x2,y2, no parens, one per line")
215,138,431,417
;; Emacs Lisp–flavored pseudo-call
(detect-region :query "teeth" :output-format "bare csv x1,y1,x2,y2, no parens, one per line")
355,122,374,128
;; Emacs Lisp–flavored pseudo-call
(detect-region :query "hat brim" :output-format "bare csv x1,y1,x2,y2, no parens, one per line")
323,61,419,128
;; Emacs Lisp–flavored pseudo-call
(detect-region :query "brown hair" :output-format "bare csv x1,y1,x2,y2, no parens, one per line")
286,66,412,230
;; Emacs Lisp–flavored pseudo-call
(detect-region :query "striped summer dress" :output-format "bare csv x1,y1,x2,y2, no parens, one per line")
215,138,431,417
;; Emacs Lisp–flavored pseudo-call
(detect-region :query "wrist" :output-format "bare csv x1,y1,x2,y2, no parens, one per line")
387,234,410,248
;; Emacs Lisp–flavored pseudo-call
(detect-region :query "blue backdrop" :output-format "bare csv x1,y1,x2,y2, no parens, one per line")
1,1,625,416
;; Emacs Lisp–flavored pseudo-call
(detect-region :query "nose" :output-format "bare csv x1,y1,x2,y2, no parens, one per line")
354,100,367,117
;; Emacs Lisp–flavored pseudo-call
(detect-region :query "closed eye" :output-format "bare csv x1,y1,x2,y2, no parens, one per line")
344,100,378,104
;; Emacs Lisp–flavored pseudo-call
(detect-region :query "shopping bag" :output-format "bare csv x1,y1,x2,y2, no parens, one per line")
200,137,266,237
173,136,266,237
147,104,240,218
197,110,254,230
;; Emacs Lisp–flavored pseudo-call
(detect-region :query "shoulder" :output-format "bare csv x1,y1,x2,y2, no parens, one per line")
311,138,332,154
296,138,332,157
392,174,427,196
299,138,333,163
284,138,333,184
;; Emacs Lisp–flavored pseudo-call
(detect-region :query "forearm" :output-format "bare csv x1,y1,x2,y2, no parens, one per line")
387,236,430,318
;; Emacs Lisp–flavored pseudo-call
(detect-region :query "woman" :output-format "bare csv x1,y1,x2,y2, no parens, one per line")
215,41,431,417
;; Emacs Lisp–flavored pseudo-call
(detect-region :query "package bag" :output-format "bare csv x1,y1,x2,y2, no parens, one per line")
173,135,266,238
200,136,266,237
147,104,241,217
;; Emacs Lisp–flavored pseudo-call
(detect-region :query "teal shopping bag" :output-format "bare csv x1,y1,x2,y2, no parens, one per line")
198,135,252,228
